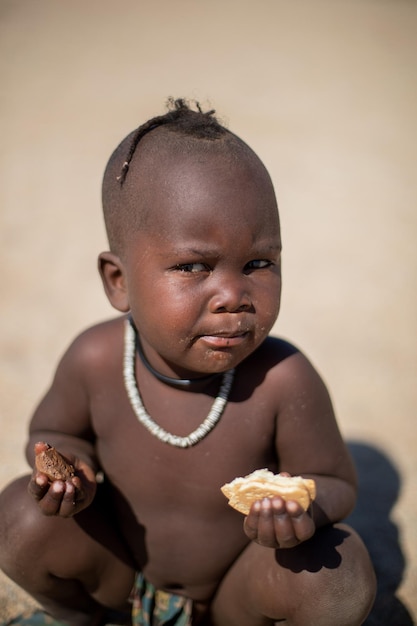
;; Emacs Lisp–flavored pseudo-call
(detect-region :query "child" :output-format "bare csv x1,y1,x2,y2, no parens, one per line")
0,99,376,626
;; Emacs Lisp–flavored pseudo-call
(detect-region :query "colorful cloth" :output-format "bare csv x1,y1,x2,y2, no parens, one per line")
131,573,193,625
3,575,192,626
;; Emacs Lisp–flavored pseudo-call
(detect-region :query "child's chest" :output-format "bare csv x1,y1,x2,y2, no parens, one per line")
89,367,280,512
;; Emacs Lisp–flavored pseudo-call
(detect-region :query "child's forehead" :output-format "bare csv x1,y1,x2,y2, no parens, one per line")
140,155,273,222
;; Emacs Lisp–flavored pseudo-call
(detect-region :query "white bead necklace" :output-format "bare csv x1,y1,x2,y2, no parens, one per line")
123,319,235,448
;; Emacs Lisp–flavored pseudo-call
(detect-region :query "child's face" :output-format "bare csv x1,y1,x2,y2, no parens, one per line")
121,149,281,378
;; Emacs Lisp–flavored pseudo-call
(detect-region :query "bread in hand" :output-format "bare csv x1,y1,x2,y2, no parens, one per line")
221,468,316,515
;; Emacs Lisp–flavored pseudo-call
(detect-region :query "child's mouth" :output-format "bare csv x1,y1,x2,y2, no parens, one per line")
200,333,248,349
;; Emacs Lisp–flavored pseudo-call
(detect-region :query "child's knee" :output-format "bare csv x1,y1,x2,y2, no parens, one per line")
328,524,376,624
280,524,376,626
211,524,375,626
0,475,51,575
0,476,32,549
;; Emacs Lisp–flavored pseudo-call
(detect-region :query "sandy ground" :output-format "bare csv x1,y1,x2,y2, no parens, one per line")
1,1,416,623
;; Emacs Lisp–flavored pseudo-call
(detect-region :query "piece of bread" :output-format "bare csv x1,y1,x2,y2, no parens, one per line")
35,442,75,482
221,469,316,515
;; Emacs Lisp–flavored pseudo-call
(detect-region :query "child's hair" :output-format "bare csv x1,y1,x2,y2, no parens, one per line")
116,98,228,185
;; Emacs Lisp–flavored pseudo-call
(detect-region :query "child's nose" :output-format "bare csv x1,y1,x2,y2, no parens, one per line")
208,273,252,313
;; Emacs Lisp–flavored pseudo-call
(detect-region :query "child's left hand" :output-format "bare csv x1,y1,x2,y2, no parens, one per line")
243,496,315,549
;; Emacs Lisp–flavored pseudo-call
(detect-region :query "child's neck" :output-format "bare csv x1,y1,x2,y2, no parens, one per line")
135,328,221,389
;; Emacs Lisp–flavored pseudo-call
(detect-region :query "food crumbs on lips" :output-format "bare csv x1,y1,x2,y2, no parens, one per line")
221,468,316,515
35,443,75,481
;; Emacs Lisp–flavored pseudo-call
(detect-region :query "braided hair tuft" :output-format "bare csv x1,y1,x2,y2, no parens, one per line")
117,98,226,184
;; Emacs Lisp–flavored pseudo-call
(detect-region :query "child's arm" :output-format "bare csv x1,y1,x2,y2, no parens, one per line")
25,328,103,517
244,349,357,549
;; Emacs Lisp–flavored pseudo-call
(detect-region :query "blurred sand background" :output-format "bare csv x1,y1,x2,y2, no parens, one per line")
1,0,416,623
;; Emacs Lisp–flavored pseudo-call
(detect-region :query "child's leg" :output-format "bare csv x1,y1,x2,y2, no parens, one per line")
209,523,376,626
0,475,135,626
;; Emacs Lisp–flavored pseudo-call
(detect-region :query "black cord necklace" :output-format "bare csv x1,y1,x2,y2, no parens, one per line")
132,322,221,388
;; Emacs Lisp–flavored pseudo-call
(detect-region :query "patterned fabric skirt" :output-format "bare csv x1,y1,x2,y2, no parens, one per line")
131,573,193,626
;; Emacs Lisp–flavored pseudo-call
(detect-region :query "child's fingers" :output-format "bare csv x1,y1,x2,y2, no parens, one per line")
38,479,85,517
254,498,280,547
290,508,316,543
27,472,49,499
271,498,301,548
58,480,79,517
244,497,314,549
245,497,293,548
243,501,261,541
37,480,67,516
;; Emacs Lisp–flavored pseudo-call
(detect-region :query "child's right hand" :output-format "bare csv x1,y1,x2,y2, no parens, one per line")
28,443,97,517
243,495,316,549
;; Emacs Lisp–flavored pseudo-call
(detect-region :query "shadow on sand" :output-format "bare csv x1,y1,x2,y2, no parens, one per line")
346,442,414,626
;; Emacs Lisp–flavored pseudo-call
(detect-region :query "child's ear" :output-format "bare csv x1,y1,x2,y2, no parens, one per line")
98,252,130,312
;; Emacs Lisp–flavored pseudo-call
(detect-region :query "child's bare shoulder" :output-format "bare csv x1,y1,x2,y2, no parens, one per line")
252,335,330,401
57,316,125,380
27,318,126,440
254,335,314,375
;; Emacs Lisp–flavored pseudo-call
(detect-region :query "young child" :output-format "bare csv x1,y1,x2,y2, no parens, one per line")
0,99,376,626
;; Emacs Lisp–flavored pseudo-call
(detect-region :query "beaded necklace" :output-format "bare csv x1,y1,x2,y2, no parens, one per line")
123,319,235,447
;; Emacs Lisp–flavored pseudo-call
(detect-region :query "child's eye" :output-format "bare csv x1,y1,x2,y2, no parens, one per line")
174,263,209,273
244,259,273,272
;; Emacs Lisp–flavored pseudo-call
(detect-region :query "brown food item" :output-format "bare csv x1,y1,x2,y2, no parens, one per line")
221,468,316,515
35,443,75,481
